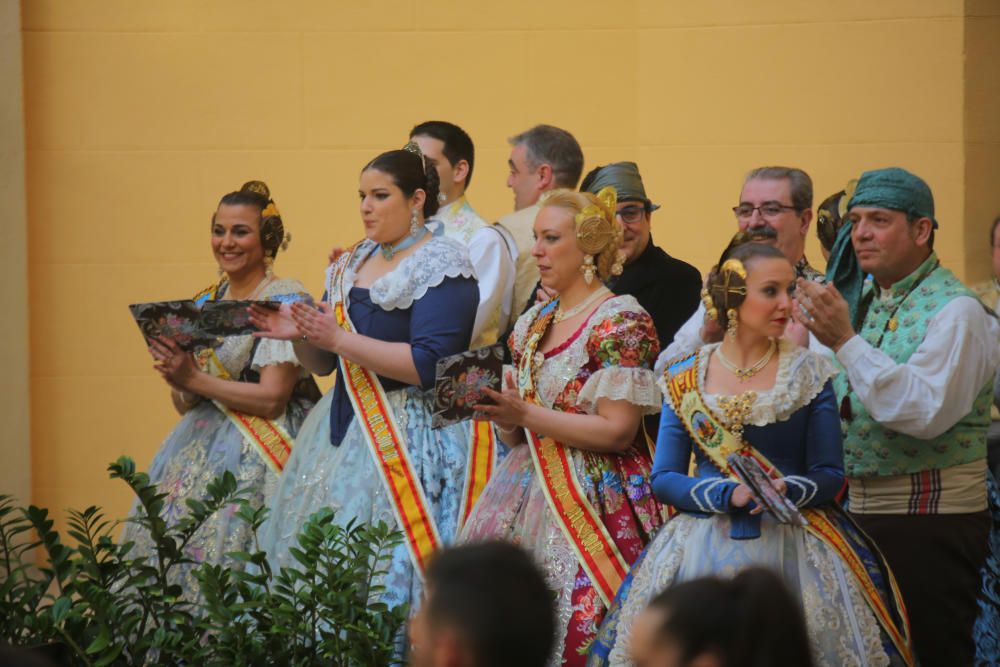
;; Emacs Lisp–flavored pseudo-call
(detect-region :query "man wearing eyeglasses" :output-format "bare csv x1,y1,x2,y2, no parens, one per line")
579,162,701,351
656,166,821,369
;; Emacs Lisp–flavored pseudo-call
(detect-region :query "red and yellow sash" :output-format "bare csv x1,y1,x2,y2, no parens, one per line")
664,352,914,666
329,248,442,573
196,348,294,474
517,301,629,606
460,419,496,529
191,280,294,474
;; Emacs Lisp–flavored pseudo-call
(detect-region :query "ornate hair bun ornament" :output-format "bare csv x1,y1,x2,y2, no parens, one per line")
238,179,288,261
241,180,271,198
840,178,858,218
575,186,618,255
403,141,428,171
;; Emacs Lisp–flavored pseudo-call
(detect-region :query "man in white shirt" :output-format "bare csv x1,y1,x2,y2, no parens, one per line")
495,125,584,318
410,121,515,348
795,167,1000,666
656,166,822,370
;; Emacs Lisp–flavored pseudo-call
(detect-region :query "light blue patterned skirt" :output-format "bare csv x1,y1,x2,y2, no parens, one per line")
259,386,470,611
121,396,312,601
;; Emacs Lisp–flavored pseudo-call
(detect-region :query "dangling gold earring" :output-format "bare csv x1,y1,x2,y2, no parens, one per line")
410,208,420,236
580,254,596,285
726,308,739,338
264,255,274,277
217,265,226,278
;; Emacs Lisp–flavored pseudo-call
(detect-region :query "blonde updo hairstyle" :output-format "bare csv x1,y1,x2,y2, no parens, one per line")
704,232,788,330
541,188,625,282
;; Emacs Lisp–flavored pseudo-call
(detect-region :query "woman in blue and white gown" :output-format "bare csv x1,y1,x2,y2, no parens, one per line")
252,147,478,613
124,181,317,600
590,241,913,667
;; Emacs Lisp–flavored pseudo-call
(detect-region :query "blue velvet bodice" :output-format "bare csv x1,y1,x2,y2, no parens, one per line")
327,278,478,446
651,381,845,538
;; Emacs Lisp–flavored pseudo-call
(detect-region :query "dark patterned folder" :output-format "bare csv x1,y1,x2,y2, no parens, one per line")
129,300,278,352
727,452,808,526
431,343,504,429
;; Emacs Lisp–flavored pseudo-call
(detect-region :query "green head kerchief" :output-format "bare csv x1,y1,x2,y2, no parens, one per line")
847,166,938,229
581,162,660,211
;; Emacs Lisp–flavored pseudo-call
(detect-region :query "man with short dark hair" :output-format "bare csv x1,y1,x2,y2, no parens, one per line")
497,124,584,317
658,165,821,366
411,121,515,347
796,167,1000,666
408,542,555,667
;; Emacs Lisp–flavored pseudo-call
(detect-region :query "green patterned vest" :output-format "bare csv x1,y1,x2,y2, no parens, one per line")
834,254,992,478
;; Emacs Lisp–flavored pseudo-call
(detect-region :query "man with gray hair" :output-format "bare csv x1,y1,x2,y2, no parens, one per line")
496,124,584,317
657,165,821,366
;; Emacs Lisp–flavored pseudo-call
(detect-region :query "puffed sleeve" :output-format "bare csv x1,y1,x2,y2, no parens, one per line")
781,381,845,508
577,310,662,414
650,406,738,513
409,275,479,389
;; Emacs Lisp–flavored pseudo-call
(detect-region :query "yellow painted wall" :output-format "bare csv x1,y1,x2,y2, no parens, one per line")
19,0,999,524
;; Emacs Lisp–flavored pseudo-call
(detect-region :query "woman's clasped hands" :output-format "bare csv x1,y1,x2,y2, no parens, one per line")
730,477,788,515
249,301,344,352
148,336,198,391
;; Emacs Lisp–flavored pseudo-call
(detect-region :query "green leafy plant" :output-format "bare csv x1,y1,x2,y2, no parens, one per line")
0,456,407,666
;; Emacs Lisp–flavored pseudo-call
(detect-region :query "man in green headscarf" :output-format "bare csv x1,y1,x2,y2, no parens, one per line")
794,166,1000,666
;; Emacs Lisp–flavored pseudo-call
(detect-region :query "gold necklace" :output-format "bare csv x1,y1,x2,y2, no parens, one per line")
715,339,776,382
554,287,610,323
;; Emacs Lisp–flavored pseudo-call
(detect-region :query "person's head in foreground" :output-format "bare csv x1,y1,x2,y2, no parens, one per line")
629,568,815,667
409,541,556,667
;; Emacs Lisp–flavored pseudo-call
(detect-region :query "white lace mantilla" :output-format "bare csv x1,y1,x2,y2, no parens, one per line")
335,237,475,311
659,340,837,426
514,295,661,415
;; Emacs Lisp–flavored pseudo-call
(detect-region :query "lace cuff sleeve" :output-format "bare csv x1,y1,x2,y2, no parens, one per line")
576,366,662,415
251,338,303,372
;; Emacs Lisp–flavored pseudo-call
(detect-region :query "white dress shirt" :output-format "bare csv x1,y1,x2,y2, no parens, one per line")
835,295,1000,439
430,196,515,348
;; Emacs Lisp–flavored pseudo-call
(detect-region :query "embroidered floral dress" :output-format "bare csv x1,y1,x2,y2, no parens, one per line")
590,342,912,667
258,236,479,616
460,295,664,666
122,277,316,602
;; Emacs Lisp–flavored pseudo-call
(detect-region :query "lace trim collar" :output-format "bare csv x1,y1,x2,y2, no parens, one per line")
694,340,838,426
341,236,475,310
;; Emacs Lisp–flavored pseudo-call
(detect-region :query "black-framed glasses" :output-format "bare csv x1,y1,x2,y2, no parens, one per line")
616,205,648,225
732,202,799,220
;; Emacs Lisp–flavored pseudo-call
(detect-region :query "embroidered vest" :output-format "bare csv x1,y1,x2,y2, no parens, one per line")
433,197,486,245
834,255,991,477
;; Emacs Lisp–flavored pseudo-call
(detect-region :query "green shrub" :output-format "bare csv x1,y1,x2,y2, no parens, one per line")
0,456,407,666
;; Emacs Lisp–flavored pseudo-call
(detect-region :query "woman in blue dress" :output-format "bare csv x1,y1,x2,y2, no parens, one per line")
251,145,479,614
124,181,318,601
589,240,914,667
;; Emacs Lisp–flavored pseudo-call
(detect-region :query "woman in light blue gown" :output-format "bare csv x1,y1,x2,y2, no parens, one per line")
124,181,317,601
252,146,479,614
590,240,913,667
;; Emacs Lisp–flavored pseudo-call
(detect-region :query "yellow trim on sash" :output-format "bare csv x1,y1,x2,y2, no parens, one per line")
516,303,629,607
527,432,629,606
330,250,442,574
459,420,496,529
190,281,294,475
664,354,914,666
